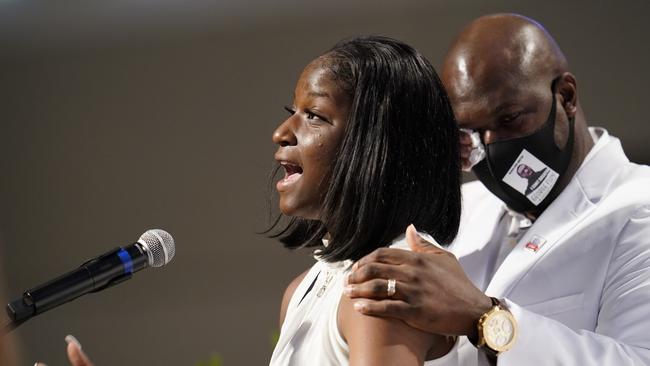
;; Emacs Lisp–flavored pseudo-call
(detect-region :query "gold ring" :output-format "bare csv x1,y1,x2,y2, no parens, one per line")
387,278,396,297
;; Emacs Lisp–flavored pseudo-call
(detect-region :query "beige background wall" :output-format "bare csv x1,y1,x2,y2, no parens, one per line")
1,1,648,365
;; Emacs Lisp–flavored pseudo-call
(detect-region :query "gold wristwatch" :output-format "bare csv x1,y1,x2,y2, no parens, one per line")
471,297,517,356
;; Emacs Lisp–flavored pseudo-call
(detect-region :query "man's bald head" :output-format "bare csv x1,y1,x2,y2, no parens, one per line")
440,13,585,139
443,14,568,90
443,13,569,109
444,13,594,217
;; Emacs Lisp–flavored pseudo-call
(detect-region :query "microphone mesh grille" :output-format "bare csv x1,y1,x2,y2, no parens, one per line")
138,229,175,267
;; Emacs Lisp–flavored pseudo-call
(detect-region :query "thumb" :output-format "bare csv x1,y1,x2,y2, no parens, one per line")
66,335,94,366
406,224,446,254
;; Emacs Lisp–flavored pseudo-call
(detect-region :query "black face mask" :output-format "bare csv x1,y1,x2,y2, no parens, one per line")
472,79,575,214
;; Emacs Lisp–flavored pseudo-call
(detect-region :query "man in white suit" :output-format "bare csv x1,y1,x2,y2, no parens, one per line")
345,13,650,364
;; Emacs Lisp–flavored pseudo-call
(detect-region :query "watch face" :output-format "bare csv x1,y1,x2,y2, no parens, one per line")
484,310,516,351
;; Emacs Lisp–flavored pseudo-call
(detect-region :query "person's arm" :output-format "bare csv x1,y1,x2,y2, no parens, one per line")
496,206,650,364
346,212,650,364
345,225,492,337
338,291,454,366
496,299,650,364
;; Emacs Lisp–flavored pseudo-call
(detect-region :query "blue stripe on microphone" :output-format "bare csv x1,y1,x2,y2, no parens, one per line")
117,248,134,274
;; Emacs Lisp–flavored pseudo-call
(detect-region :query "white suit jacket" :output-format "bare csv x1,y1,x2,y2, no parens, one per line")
429,128,650,365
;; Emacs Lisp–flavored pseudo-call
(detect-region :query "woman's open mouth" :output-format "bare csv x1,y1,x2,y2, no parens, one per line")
277,162,303,190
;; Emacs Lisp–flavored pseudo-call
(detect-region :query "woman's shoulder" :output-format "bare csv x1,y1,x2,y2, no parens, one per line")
337,290,438,365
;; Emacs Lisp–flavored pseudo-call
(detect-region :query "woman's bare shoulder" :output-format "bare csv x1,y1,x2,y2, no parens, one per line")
338,292,445,366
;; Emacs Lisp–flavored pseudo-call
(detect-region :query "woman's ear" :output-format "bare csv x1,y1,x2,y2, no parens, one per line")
557,72,578,118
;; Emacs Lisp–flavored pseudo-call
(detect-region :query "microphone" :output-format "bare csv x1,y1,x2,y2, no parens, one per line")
4,229,175,331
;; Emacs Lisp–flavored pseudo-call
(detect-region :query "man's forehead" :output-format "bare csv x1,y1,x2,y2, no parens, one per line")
445,64,522,114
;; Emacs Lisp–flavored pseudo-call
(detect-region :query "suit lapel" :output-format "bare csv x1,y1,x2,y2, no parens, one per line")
485,183,594,297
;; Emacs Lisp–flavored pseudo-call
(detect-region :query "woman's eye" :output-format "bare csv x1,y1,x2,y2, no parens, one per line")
305,110,330,123
284,106,295,115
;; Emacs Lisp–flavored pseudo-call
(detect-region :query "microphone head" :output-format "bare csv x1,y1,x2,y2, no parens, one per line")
137,229,175,267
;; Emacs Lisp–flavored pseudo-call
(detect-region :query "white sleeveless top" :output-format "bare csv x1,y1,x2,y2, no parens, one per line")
269,243,353,366
269,233,459,366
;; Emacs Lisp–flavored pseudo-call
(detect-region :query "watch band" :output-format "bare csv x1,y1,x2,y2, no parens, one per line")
470,297,516,357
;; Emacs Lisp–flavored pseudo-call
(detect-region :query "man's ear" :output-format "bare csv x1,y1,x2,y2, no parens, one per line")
558,72,578,118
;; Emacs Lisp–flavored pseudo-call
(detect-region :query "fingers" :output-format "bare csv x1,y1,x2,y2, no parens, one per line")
354,247,415,270
352,299,412,321
406,224,447,254
459,129,474,171
353,225,444,271
66,335,94,366
459,128,473,146
346,262,412,285
345,278,412,301
349,225,448,286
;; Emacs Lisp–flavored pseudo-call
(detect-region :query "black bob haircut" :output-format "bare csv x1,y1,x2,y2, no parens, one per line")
268,35,461,263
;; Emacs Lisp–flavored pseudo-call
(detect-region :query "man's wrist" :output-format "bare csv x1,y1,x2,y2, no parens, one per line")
469,297,518,356
466,294,494,340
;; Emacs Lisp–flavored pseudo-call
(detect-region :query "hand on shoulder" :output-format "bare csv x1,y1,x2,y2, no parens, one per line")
345,224,492,337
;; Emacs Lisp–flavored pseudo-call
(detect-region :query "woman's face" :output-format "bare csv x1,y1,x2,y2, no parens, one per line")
272,61,351,220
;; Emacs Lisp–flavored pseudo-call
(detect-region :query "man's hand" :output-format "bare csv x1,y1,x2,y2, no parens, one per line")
344,224,493,337
459,129,475,171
